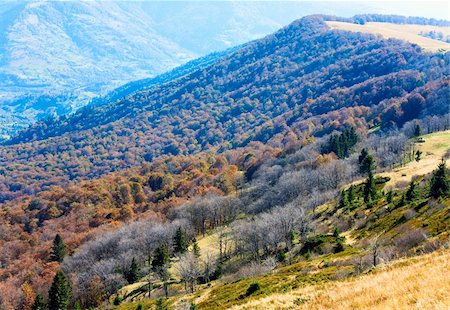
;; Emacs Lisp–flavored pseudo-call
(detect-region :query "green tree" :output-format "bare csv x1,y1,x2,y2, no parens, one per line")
173,227,188,254
358,148,369,165
125,257,141,284
192,238,201,258
338,190,348,210
414,123,422,137
32,294,46,310
348,184,356,205
152,245,170,270
156,298,167,310
50,234,66,262
386,190,394,203
152,244,171,297
430,159,450,198
406,180,418,201
360,153,376,175
364,171,377,203
48,271,71,310
415,150,422,162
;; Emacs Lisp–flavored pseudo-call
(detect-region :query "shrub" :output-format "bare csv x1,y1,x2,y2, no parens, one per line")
245,282,261,296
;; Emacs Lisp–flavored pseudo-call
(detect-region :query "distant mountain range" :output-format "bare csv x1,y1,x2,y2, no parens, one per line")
1,1,448,139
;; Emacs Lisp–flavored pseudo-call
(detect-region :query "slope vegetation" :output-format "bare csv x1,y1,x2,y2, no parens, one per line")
1,15,448,203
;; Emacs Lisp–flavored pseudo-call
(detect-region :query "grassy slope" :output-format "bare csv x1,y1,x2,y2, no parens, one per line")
116,131,450,309
231,249,450,309
326,21,450,52
380,130,450,188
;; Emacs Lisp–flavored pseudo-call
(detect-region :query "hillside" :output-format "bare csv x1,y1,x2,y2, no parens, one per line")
326,21,450,52
109,136,450,309
0,13,449,310
1,15,449,204
1,1,394,139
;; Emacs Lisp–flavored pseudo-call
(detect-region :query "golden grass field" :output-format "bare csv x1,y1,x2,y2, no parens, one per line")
231,249,450,310
326,21,450,52
380,130,450,188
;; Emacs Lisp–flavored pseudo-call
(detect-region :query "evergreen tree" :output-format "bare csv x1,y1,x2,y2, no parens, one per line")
414,123,422,137
125,257,141,283
338,190,348,209
50,234,66,262
358,148,369,165
360,153,375,175
415,150,422,162
32,294,46,310
406,180,418,201
324,127,358,159
386,190,394,203
192,238,201,258
430,159,450,198
48,271,71,310
152,244,170,271
364,171,377,203
173,227,188,254
156,298,167,310
348,184,356,204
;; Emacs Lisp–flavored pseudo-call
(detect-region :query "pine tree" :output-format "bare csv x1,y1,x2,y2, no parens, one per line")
48,271,71,310
192,238,201,258
125,257,141,283
173,227,188,254
338,190,348,209
364,171,377,203
152,244,170,271
50,234,66,262
414,123,422,137
415,150,422,162
360,153,375,175
358,148,369,165
32,294,46,310
430,159,450,198
406,180,418,201
348,184,356,205
387,190,394,203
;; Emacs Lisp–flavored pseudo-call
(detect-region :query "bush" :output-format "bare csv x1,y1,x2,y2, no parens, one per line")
245,282,261,296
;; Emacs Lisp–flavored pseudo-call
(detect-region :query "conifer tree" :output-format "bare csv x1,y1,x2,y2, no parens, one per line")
348,184,356,205
338,190,349,209
358,148,369,165
192,238,201,258
414,123,422,137
415,150,422,162
430,159,450,198
50,234,66,262
360,153,375,175
364,171,377,202
32,294,46,310
48,271,71,310
152,245,170,270
173,227,188,254
125,257,141,283
406,180,418,201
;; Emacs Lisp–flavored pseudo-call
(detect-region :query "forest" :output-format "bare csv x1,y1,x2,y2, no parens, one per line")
1,16,449,204
0,14,449,309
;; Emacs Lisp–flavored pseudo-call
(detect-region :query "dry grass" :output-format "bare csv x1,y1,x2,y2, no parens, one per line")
380,130,450,188
326,21,450,52
231,250,450,310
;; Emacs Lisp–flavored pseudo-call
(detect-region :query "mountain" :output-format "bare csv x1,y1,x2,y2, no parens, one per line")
1,1,448,139
1,15,448,204
0,13,449,309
